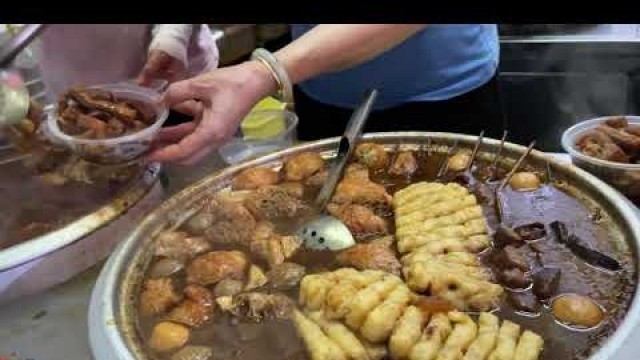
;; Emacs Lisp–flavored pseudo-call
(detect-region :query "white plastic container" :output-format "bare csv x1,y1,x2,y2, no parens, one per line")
46,83,169,165
561,115,640,205
218,109,298,164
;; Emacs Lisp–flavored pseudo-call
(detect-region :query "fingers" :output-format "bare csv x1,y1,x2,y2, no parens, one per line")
137,50,183,87
161,79,202,108
172,100,204,117
148,108,234,163
154,121,198,143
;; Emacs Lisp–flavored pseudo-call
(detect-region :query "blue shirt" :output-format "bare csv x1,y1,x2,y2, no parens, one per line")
290,24,499,110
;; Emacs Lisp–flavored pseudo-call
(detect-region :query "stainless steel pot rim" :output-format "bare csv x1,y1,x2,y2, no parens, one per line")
92,132,640,360
0,162,162,271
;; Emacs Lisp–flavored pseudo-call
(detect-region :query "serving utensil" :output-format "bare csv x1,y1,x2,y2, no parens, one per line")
296,89,378,251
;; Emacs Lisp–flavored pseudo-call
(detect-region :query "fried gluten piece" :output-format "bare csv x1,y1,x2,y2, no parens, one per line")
393,182,502,312
297,269,543,360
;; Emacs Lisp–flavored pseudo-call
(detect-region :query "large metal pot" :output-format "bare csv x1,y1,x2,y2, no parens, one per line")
88,132,640,360
0,162,163,304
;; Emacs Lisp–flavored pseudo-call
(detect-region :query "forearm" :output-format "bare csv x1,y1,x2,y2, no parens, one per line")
274,24,427,84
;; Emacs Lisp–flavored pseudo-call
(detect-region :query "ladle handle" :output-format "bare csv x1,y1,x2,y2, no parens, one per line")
314,89,378,209
0,24,48,68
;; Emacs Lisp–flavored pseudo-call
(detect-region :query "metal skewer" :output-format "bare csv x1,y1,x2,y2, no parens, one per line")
498,140,536,191
465,130,485,172
490,130,508,180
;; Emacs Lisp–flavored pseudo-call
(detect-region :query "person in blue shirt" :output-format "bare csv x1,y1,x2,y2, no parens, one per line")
149,24,504,165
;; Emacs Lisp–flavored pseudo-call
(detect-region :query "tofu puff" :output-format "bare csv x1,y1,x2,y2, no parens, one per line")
393,182,503,312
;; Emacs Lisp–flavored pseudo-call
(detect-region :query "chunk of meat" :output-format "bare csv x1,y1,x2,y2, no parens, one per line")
283,152,326,181
332,177,392,209
355,143,389,170
228,292,296,321
499,268,531,289
493,224,524,249
327,203,388,237
605,116,628,129
249,222,302,266
508,291,540,314
514,223,547,241
344,163,370,181
244,186,308,220
267,262,307,290
66,87,137,123
154,231,211,261
192,198,257,245
139,278,181,317
305,168,329,188
336,242,401,276
597,123,640,153
389,151,418,177
491,245,529,272
167,285,215,328
278,182,305,198
576,129,630,163
186,251,249,286
232,167,280,190
532,267,561,300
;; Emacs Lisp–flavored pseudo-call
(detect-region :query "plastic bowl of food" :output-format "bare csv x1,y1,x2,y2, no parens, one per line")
45,83,169,165
218,109,298,164
561,115,640,205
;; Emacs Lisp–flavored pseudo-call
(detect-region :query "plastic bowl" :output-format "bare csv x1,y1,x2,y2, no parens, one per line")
561,115,640,205
45,83,169,165
218,109,298,164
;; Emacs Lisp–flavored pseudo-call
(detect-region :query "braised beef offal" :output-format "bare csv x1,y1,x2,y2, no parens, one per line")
575,116,640,163
57,87,156,139
135,144,635,360
0,119,143,250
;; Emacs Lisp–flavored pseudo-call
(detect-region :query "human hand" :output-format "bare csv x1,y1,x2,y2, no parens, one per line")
137,50,186,87
148,60,277,165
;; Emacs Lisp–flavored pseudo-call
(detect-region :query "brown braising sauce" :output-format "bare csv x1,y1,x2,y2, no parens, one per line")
136,149,635,360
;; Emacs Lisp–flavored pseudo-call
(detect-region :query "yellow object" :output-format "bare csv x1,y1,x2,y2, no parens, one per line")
241,96,287,140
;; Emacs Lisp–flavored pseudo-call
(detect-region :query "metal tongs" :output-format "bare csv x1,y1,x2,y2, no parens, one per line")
296,89,378,251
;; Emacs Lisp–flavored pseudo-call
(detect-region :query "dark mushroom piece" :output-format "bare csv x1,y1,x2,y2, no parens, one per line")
491,245,530,272
493,225,524,249
508,291,540,314
551,221,622,271
499,268,532,289
514,223,547,241
532,267,561,300
565,234,622,272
